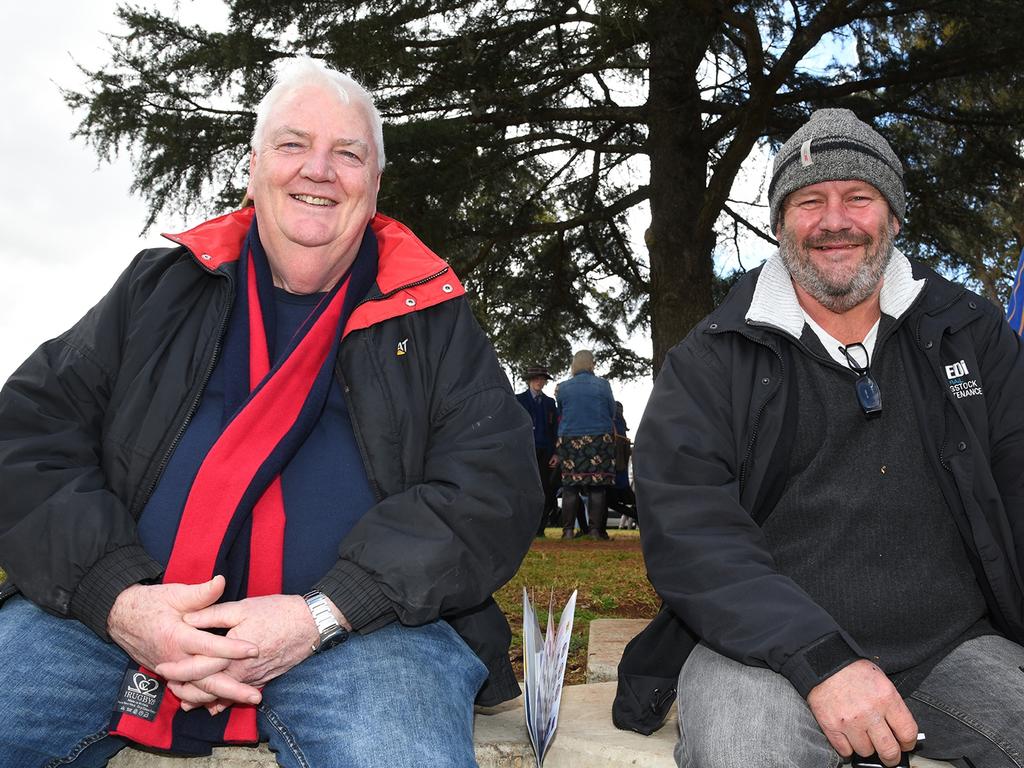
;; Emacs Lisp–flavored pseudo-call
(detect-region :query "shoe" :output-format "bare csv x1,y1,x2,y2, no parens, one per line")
561,530,574,539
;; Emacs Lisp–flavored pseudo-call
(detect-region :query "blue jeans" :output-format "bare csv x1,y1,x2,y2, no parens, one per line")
676,636,1024,767
0,596,487,768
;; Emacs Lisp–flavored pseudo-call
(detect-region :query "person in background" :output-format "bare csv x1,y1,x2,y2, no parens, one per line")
555,349,616,540
516,366,560,536
610,401,637,529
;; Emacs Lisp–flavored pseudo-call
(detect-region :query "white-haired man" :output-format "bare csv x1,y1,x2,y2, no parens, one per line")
0,58,540,766
629,109,1024,767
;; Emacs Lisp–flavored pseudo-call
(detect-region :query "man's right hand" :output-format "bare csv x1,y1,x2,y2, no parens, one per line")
107,575,262,707
806,659,919,767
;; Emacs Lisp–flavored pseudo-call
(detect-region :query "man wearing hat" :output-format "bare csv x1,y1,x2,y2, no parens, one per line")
517,366,560,535
632,109,1024,766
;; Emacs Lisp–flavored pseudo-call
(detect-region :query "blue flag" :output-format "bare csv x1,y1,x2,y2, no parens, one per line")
1007,247,1024,335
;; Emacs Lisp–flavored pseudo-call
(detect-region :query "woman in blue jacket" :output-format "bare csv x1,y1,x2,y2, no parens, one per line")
555,349,616,539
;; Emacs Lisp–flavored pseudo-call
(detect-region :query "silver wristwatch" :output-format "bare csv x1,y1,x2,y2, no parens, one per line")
302,590,349,653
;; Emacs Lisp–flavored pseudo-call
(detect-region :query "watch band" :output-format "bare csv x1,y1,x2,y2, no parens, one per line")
302,590,349,653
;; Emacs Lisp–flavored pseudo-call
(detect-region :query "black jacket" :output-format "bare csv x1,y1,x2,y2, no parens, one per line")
620,258,1024,727
0,209,541,705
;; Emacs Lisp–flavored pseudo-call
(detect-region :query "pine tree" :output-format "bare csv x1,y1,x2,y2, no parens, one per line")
64,0,1024,375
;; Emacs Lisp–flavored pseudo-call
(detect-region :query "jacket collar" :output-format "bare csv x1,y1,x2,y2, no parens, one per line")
162,208,254,271
161,208,465,335
743,248,926,340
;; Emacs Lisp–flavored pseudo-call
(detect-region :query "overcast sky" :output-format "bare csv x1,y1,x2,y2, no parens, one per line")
0,1,662,429
0,3,214,373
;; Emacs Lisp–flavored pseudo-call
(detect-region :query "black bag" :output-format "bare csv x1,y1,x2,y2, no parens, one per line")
611,605,698,735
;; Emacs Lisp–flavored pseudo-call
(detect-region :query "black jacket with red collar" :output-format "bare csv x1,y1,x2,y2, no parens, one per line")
0,208,540,704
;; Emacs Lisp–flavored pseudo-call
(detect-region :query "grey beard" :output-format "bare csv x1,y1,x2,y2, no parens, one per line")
779,220,896,313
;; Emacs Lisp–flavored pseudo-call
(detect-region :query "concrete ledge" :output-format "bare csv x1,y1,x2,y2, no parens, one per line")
111,744,274,767
586,618,649,684
107,681,954,767
475,681,676,767
110,682,677,768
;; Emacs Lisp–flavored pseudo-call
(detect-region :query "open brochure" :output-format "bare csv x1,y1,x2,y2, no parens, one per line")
522,587,577,766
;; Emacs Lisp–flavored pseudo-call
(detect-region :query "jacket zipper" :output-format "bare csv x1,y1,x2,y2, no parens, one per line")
649,685,677,714
928,324,951,472
332,265,453,502
131,274,234,517
732,326,785,493
911,289,966,474
351,267,451,311
334,360,386,503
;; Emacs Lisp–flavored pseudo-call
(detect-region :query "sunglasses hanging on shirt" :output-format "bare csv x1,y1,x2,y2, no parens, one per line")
839,341,882,417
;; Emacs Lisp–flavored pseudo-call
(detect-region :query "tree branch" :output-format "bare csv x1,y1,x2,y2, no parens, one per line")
723,203,778,246
494,186,650,239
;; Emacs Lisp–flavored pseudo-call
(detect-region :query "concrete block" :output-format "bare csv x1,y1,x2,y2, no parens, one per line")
109,682,677,768
110,743,275,767
475,681,676,767
105,681,956,768
586,618,649,684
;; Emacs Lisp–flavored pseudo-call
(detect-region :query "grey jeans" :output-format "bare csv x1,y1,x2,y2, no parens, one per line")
675,635,1024,768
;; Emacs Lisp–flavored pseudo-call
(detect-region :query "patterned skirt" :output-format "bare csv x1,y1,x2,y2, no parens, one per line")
557,433,615,487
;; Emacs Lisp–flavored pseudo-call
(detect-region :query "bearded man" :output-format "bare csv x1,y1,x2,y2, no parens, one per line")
0,58,539,767
627,109,1024,767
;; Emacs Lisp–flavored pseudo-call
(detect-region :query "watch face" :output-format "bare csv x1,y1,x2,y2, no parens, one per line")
319,626,349,652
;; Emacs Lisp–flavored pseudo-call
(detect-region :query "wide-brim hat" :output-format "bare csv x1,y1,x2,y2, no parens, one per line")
524,365,552,381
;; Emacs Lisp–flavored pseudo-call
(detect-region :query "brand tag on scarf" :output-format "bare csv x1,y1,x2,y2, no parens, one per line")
114,669,165,721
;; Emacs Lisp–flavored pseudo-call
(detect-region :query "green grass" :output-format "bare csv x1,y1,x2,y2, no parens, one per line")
494,529,659,684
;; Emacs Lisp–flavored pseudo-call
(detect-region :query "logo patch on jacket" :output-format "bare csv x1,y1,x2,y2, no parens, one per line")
945,359,983,399
396,338,408,356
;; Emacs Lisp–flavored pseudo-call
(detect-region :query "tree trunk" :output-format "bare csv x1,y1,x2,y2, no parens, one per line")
645,2,721,375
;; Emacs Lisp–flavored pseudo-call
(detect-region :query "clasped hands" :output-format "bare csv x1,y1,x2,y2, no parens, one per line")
108,575,337,715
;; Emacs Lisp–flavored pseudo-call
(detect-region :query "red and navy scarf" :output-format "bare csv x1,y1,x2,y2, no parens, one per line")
109,218,375,753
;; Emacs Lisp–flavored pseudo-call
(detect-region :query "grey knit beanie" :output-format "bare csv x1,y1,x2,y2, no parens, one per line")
768,108,905,233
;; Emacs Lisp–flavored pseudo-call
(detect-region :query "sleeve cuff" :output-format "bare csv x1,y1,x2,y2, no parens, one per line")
314,559,397,633
69,545,164,641
780,631,864,698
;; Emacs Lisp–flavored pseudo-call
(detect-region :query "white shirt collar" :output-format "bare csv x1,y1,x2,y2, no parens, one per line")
803,311,881,366
745,248,925,340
